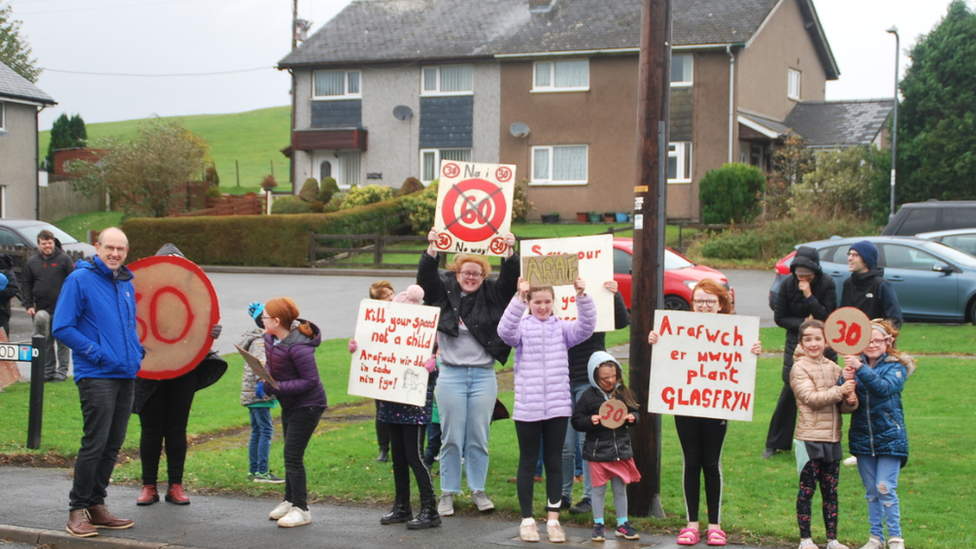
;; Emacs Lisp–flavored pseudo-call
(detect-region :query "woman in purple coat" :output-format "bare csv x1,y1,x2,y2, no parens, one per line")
497,276,596,543
256,297,326,529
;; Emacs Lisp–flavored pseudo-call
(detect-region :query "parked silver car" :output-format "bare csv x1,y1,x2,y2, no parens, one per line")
768,236,976,324
916,228,976,257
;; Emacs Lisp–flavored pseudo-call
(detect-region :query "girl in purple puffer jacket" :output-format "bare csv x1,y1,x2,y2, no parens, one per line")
497,276,596,543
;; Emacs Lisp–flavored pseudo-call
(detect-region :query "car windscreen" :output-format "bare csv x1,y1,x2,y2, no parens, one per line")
17,224,80,245
923,240,976,267
664,250,694,270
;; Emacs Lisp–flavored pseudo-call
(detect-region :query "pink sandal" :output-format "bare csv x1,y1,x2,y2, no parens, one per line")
677,528,701,545
706,528,727,546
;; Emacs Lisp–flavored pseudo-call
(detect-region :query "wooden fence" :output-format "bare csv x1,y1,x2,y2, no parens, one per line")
39,180,106,223
175,195,264,217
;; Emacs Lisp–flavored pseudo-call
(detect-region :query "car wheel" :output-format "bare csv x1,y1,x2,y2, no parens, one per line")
664,295,690,311
970,299,976,326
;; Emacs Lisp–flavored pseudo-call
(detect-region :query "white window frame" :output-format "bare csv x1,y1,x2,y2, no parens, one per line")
312,70,361,100
671,53,694,87
0,102,5,130
532,59,590,92
419,148,472,183
788,68,801,101
529,145,588,186
420,65,474,96
668,142,692,184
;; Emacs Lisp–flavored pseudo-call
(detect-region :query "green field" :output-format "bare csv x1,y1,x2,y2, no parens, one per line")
40,106,293,194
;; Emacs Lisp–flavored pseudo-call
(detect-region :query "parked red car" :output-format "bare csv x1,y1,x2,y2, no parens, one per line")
612,238,734,310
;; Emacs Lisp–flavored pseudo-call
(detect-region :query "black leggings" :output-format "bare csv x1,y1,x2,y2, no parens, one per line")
388,423,434,501
515,418,567,518
797,459,840,539
674,415,726,524
138,372,197,486
282,406,324,511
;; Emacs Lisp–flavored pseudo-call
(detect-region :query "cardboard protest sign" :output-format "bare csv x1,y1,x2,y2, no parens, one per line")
433,160,516,256
648,310,759,421
522,254,578,287
0,329,21,389
598,399,628,429
521,235,614,332
129,256,220,380
234,344,279,390
825,307,872,355
348,299,438,407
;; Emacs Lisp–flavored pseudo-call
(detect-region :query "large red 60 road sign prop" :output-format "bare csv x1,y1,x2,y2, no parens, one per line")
129,256,220,380
434,160,516,256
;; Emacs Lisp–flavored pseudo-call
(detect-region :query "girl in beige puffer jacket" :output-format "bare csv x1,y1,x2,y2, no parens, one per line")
790,320,858,549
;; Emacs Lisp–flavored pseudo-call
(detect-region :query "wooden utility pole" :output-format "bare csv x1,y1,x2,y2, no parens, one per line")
627,0,671,518
291,0,299,51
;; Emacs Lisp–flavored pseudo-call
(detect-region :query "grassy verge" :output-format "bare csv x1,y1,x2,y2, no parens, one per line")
55,211,125,243
1,322,972,548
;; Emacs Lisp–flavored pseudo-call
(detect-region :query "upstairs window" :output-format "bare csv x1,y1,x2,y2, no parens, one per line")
788,68,801,100
671,53,693,86
533,59,589,92
313,70,361,99
422,65,473,95
531,145,588,185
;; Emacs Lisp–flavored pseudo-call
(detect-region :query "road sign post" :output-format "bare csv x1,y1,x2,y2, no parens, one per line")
27,335,45,449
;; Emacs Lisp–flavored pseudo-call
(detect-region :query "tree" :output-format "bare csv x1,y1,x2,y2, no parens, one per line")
45,113,87,172
791,146,885,220
0,6,41,83
899,1,976,202
698,163,766,224
69,120,210,218
762,132,815,221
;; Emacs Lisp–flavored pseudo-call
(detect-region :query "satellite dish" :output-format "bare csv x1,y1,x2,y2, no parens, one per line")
510,122,531,138
393,105,413,120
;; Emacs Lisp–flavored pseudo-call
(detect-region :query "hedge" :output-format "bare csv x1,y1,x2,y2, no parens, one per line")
122,197,408,267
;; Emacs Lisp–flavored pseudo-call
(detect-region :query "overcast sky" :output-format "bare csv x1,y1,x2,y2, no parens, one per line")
6,0,965,130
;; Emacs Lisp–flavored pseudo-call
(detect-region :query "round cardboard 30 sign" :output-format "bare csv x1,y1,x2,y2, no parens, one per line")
129,256,220,380
598,398,628,429
824,307,872,355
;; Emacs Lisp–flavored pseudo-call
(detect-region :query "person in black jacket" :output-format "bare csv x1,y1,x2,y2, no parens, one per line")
561,281,630,514
0,254,21,337
21,231,74,382
416,227,518,517
763,246,837,459
841,241,902,328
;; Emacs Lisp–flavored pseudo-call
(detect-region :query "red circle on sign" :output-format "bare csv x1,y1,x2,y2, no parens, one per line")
435,232,453,250
495,166,513,182
824,307,872,355
130,255,220,380
441,178,508,242
442,162,461,178
489,237,507,255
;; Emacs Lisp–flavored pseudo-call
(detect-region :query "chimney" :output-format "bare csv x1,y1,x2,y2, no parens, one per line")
529,0,555,13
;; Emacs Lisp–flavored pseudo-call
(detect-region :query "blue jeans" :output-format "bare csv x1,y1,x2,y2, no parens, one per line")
69,378,134,511
249,407,274,474
434,365,497,494
856,455,902,541
562,381,592,500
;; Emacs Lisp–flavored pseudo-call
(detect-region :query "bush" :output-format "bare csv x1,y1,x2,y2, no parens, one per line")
299,178,319,203
271,195,311,214
691,212,879,262
122,198,410,267
204,186,222,199
310,200,325,213
340,184,395,210
204,163,219,187
325,192,344,212
397,177,425,197
699,163,766,224
319,177,340,204
261,174,277,191
512,178,535,222
402,180,438,234
791,146,886,221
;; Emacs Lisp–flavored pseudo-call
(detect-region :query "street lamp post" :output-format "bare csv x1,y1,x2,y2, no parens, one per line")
886,26,899,220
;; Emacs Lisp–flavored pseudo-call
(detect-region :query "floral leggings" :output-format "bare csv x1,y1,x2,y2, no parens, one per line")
797,459,840,539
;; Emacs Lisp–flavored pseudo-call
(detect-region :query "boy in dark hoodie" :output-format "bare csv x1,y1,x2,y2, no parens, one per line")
763,246,837,459
841,241,902,328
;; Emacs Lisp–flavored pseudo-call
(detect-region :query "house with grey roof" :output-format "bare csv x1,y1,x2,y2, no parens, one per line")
278,0,867,221
0,62,55,219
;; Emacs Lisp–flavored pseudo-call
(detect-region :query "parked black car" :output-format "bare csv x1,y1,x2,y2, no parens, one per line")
881,200,976,236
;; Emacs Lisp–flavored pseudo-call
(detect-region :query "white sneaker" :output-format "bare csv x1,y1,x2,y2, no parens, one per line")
470,490,494,511
826,540,849,549
859,536,884,549
519,520,540,542
269,500,293,520
437,493,454,516
277,507,311,528
843,456,858,467
547,521,566,543
887,537,905,549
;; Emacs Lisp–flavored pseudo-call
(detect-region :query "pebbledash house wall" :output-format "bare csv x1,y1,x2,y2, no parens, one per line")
0,101,39,218
290,63,501,189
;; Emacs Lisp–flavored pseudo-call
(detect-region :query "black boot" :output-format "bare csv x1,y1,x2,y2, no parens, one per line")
406,497,441,530
380,497,412,525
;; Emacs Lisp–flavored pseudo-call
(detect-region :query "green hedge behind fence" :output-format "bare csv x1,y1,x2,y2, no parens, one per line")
122,198,408,266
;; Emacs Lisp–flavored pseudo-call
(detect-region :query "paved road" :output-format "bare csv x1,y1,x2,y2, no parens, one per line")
724,269,777,327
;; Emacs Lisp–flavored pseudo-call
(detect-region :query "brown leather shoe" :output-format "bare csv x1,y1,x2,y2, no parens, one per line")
66,509,98,538
88,504,134,529
165,483,190,505
136,484,159,506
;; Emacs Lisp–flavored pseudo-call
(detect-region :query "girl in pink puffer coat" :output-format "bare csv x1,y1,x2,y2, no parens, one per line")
497,276,596,543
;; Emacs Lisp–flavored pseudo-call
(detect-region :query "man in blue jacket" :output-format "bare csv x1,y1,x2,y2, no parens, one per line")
53,227,143,538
